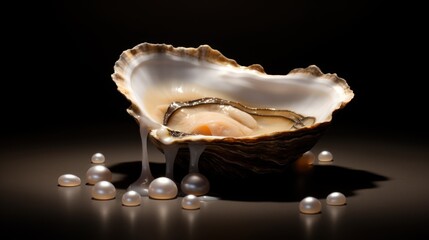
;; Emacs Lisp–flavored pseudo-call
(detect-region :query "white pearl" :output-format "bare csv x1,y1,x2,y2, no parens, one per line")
301,151,316,164
86,165,112,185
180,172,210,196
148,177,178,200
181,194,201,210
318,150,334,162
299,196,322,214
91,152,105,164
58,174,81,187
122,190,142,206
92,181,116,200
326,192,347,206
294,151,316,172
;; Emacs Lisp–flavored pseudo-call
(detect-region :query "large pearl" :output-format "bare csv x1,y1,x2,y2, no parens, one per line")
180,172,210,196
122,190,142,206
92,181,116,200
181,194,201,210
299,196,322,214
148,177,178,200
91,152,105,164
326,192,347,206
318,150,334,162
58,174,81,187
86,165,112,185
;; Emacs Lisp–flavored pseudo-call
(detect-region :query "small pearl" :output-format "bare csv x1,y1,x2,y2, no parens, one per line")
148,177,178,200
181,194,201,210
91,152,105,164
294,151,316,172
86,165,112,185
299,196,322,214
318,150,334,162
122,190,142,206
326,192,347,206
92,181,116,200
58,174,81,187
181,172,210,196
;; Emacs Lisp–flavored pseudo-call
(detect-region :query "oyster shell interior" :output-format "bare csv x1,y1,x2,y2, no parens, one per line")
113,43,353,143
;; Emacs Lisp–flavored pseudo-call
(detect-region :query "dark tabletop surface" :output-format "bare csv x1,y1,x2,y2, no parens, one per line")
1,123,428,240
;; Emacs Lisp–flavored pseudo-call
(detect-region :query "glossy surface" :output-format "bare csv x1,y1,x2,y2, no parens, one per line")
91,181,116,200
326,192,347,206
86,165,112,185
58,174,81,187
148,177,178,200
91,153,105,164
122,190,142,206
318,150,334,162
180,173,210,196
299,196,322,214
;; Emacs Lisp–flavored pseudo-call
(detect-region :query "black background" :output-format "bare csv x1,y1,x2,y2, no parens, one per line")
1,2,428,239
3,0,427,142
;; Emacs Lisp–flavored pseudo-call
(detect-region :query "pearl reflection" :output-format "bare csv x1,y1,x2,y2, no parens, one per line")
57,184,82,213
300,212,322,239
123,204,138,231
183,205,200,238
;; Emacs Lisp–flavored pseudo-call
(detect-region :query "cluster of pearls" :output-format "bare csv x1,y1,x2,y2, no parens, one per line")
295,149,334,171
299,192,347,214
61,150,346,213
58,152,117,201
58,152,209,210
299,149,347,213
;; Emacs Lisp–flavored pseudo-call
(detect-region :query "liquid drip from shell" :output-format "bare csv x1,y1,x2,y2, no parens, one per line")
128,122,211,197
126,120,153,196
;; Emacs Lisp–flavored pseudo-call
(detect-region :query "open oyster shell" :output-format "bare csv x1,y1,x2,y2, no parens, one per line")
112,43,354,178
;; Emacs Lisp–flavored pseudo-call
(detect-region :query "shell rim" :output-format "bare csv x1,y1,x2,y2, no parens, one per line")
111,42,354,143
